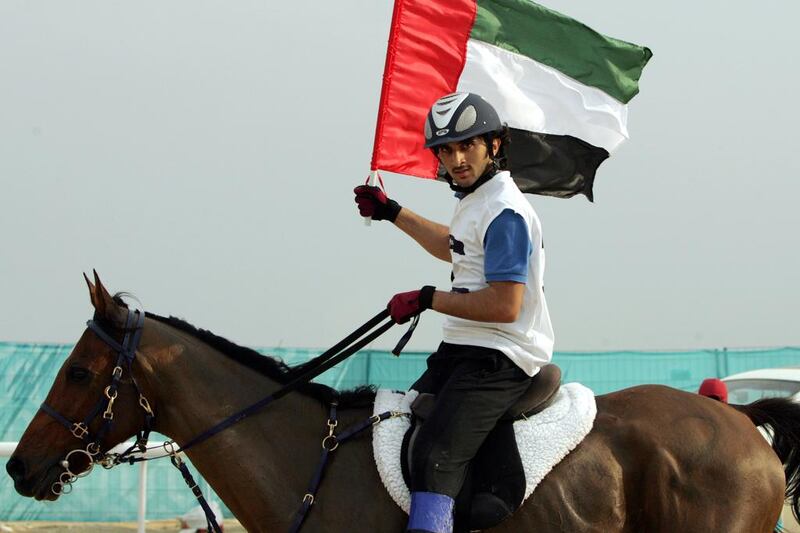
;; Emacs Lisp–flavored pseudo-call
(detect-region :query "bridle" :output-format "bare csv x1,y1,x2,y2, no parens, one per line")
33,304,410,532
38,308,154,496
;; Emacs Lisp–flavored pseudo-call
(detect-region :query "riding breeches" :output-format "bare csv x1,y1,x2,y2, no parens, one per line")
409,342,532,498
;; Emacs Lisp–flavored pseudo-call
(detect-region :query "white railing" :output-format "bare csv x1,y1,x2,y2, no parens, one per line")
0,441,211,533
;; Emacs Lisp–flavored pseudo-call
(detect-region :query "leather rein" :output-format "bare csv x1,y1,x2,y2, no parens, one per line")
38,306,409,532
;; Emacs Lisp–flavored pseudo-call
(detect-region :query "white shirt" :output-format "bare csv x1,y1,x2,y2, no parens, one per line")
442,171,554,376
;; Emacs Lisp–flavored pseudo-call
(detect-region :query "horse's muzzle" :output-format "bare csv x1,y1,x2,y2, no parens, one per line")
6,455,59,500
6,456,31,495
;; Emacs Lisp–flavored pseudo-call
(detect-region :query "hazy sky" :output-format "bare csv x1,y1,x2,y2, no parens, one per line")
1,1,798,353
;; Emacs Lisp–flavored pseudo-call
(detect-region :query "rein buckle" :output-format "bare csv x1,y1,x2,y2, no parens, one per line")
98,454,117,469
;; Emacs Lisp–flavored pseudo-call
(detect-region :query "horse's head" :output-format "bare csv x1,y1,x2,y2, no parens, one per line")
6,272,154,500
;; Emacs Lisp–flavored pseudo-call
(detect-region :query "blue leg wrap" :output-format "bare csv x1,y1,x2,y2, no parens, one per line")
407,491,454,533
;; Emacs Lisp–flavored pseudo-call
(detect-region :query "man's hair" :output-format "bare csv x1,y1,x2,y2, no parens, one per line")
485,125,510,171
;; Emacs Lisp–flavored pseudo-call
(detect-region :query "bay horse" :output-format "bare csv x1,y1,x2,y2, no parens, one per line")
7,274,800,532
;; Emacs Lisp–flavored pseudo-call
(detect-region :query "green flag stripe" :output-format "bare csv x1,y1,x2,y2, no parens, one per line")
471,0,652,103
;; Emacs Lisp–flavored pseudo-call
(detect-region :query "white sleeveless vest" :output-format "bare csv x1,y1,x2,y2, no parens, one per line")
442,171,554,376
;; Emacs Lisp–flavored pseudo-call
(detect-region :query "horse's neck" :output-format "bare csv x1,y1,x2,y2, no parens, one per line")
136,321,331,529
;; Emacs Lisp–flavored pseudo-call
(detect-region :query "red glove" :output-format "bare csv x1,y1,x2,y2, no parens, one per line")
354,185,402,222
388,286,436,324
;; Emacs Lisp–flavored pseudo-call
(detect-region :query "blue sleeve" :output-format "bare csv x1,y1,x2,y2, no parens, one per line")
483,209,532,283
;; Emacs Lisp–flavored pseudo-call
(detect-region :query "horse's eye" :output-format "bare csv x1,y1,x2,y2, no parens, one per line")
67,365,90,383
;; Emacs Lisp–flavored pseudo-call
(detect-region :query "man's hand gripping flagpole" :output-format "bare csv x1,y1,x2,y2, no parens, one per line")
354,172,402,225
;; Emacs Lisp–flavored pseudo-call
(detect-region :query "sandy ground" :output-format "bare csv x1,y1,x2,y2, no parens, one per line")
783,505,800,533
1,509,797,532
0,521,246,532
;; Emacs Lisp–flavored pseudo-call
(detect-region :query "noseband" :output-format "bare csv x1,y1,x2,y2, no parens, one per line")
38,308,155,495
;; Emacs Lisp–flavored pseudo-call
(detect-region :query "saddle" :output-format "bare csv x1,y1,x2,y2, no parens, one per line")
401,364,562,532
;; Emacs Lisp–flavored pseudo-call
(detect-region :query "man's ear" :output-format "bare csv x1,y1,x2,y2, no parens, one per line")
491,137,501,157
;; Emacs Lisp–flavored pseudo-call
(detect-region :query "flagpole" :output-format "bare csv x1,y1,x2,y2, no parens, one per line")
363,170,379,226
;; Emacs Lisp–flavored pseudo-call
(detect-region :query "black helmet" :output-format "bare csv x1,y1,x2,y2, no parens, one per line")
423,92,503,149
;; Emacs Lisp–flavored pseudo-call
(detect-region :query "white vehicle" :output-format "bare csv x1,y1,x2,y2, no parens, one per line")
722,367,800,405
722,367,800,532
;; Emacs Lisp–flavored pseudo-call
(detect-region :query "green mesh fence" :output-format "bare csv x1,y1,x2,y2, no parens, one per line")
2,341,799,521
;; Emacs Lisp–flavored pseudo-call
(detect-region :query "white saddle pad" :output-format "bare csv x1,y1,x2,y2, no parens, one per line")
372,383,597,513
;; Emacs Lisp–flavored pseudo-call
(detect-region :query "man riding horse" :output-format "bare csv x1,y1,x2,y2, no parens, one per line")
354,92,554,533
11,92,796,533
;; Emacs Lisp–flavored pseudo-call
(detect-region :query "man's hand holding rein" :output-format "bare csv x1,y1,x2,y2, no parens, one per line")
387,285,436,324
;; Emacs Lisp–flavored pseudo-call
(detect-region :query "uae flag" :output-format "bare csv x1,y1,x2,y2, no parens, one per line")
370,0,652,200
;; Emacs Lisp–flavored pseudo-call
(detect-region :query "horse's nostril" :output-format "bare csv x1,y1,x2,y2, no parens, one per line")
6,456,26,483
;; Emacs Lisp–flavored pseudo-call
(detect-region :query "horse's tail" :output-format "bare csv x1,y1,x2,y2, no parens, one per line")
734,398,800,523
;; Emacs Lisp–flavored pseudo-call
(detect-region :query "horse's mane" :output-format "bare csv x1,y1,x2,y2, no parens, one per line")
138,308,376,409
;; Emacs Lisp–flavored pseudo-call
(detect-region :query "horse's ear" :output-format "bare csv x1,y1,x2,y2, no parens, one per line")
88,270,125,325
84,272,95,297
85,271,101,310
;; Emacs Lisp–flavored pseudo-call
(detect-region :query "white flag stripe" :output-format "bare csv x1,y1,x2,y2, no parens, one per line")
457,39,630,152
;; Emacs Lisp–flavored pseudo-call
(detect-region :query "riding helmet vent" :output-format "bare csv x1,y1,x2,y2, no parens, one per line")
455,105,477,133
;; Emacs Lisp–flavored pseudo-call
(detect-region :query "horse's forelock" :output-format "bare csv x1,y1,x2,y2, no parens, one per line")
111,293,131,308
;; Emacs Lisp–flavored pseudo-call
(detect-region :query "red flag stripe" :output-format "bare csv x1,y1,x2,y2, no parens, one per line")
371,0,477,179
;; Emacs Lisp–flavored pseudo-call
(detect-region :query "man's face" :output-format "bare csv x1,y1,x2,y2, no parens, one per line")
435,136,500,188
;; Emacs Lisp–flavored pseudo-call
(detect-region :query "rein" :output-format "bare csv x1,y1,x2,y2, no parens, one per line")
39,306,411,532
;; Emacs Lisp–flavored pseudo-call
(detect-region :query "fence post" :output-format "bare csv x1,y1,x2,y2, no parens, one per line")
721,347,729,377
713,348,729,378
365,350,372,384
137,460,148,533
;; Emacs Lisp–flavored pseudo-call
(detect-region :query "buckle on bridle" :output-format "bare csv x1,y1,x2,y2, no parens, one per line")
71,423,89,440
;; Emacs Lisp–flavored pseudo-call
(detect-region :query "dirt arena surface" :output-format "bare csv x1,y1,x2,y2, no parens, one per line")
0,521,246,532
1,512,797,532
781,507,800,533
